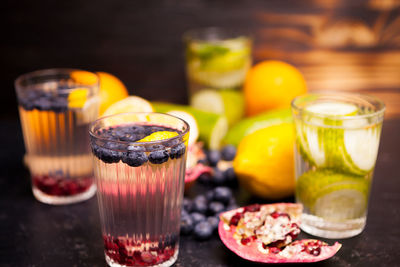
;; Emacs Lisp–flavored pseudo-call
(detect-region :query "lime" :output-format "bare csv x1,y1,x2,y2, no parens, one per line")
152,102,228,149
138,131,178,142
166,110,199,146
190,89,244,127
233,123,295,199
296,170,370,220
223,109,292,147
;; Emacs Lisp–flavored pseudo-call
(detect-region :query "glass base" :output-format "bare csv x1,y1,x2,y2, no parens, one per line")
105,249,178,267
300,213,366,239
32,184,96,205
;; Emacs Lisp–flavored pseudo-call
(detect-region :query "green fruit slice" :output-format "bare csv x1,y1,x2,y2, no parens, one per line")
223,109,292,147
152,102,228,149
298,102,381,175
296,170,370,220
190,89,244,127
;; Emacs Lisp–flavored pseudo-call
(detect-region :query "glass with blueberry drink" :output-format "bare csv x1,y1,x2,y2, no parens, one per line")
89,112,189,267
15,69,99,205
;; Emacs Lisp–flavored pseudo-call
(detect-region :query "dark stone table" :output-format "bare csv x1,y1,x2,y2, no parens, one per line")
1,118,399,267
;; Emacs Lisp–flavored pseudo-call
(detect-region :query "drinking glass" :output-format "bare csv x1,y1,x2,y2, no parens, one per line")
184,27,252,126
291,92,385,238
89,112,189,267
15,69,99,205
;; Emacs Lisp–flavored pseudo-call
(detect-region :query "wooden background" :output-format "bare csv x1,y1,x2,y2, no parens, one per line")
2,0,400,119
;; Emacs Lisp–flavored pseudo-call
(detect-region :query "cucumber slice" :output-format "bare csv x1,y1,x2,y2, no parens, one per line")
296,170,370,220
305,102,358,116
190,89,244,127
152,102,228,149
298,102,381,175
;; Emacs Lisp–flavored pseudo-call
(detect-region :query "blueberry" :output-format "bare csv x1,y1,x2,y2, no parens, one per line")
131,125,145,135
190,212,206,225
51,97,68,112
205,190,215,202
221,145,237,161
212,168,227,185
182,198,193,212
122,151,148,167
208,201,225,215
198,173,212,185
213,187,233,205
170,143,186,159
207,150,221,167
149,150,169,164
98,147,121,163
223,167,237,184
192,195,208,214
207,216,220,231
197,158,208,165
180,215,194,235
181,209,189,218
193,221,213,240
119,133,137,142
35,98,52,111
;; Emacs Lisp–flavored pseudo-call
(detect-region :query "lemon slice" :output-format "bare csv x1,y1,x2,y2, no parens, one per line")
68,88,88,109
166,110,198,146
190,89,244,127
138,131,178,142
102,96,154,117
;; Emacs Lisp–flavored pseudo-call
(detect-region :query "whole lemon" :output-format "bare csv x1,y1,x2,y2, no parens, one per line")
233,123,295,199
244,60,307,116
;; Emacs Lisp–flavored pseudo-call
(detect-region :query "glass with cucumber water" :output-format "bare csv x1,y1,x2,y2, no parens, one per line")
184,27,251,127
291,92,385,239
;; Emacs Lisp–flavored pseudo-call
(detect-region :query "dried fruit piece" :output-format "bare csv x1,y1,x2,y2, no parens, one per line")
218,203,341,263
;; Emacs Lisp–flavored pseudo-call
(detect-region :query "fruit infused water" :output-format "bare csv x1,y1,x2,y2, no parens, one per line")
90,113,189,267
291,93,385,238
184,28,251,126
15,69,99,205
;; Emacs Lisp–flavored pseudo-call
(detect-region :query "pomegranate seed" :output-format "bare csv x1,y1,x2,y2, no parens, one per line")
229,212,243,226
244,204,261,212
241,237,252,245
270,211,290,220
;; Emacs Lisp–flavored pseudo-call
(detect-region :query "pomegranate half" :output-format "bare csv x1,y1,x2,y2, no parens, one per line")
218,203,341,263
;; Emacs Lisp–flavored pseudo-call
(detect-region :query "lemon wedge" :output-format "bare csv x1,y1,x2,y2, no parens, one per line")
138,131,178,142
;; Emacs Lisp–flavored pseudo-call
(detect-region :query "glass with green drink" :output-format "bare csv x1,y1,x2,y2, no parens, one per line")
184,27,251,127
291,92,385,238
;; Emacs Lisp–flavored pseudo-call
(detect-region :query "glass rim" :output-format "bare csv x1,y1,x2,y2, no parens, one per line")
183,27,252,42
89,112,190,146
291,91,386,121
15,68,100,94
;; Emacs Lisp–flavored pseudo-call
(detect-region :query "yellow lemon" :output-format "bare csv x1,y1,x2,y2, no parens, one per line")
138,131,178,142
68,88,88,108
244,60,307,116
233,123,295,199
71,71,129,115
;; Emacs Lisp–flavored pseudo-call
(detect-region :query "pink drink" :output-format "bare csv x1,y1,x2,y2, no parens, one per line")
90,113,189,267
15,69,99,205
